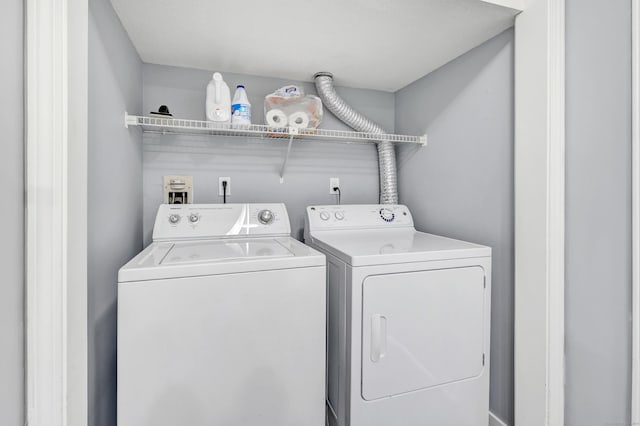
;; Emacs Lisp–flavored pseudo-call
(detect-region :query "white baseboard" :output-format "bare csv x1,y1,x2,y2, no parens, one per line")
489,411,510,426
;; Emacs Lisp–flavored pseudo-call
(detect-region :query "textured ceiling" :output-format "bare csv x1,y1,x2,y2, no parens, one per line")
111,0,517,92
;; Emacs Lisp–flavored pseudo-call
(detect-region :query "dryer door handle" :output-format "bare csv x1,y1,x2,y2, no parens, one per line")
370,314,387,363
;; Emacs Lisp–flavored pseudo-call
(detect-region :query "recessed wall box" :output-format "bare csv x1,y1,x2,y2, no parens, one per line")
163,175,193,204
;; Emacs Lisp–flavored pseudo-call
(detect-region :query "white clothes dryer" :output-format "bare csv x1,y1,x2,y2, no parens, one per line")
118,204,326,426
304,204,491,426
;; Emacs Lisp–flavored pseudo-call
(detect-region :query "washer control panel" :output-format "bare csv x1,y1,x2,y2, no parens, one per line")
153,203,291,242
306,204,413,231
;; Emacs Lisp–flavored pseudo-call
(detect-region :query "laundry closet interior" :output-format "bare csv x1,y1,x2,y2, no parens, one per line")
89,0,518,424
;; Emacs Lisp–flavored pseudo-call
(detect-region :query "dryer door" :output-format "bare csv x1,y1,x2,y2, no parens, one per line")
361,266,486,400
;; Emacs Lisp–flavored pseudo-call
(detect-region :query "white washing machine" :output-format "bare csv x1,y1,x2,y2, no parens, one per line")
304,204,492,426
118,203,326,426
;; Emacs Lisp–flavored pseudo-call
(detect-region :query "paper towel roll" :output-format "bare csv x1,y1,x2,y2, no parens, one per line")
288,111,310,129
266,109,288,127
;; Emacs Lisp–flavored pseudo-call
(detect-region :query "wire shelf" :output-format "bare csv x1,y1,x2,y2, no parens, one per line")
125,113,428,146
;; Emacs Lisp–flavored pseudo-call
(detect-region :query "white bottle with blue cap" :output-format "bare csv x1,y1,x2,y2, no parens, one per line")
231,85,251,126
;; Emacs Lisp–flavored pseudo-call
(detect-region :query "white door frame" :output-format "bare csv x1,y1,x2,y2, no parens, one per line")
24,1,564,426
513,0,565,425
25,0,88,425
632,0,640,422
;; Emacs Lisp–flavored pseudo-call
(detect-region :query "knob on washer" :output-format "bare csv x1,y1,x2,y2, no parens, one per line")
319,211,330,221
188,213,199,223
168,214,181,224
258,209,274,224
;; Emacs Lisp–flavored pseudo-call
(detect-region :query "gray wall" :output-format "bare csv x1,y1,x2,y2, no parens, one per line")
142,64,393,242
92,3,635,424
0,0,24,425
88,0,143,425
565,0,632,425
394,29,514,424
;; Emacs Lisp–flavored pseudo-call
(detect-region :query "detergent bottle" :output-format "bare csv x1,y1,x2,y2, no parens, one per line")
206,72,231,123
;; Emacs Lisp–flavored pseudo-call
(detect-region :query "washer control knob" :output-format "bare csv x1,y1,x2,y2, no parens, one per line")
168,214,181,224
258,209,274,225
379,208,395,222
188,213,200,223
335,211,345,220
319,211,331,221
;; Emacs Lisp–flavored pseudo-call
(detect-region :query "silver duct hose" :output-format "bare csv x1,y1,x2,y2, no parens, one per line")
314,72,398,204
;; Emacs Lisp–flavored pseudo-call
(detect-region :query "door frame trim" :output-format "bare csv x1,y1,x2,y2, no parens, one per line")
25,0,88,424
632,0,640,421
514,0,565,425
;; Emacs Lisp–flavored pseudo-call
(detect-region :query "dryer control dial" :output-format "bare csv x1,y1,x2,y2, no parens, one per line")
188,213,200,224
379,208,395,222
334,211,345,220
168,214,181,224
319,211,331,221
258,209,274,225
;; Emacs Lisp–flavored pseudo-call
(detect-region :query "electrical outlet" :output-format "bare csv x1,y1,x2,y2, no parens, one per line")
219,177,231,196
329,177,340,194
163,175,193,204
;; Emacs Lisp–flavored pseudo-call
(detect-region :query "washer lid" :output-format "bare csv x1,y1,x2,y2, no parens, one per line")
308,228,490,266
118,237,325,282
162,239,294,265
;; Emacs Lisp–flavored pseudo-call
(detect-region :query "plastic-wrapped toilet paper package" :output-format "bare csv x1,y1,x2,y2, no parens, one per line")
265,109,288,127
264,85,323,131
288,111,310,129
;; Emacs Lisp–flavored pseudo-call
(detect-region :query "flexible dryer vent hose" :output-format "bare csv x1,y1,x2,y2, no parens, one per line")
314,72,398,205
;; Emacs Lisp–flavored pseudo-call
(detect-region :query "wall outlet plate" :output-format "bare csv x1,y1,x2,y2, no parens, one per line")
329,177,340,194
163,175,193,204
219,177,231,196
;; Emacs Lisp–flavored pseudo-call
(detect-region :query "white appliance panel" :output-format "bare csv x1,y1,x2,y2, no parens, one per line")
305,205,490,267
154,203,291,242
118,236,324,282
310,229,489,266
306,204,414,232
361,267,486,401
327,258,347,418
161,238,293,265
118,267,326,426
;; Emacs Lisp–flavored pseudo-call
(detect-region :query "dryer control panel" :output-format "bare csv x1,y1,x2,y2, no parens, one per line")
306,204,414,231
153,203,291,242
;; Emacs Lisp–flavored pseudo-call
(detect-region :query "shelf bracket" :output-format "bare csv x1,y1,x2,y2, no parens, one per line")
124,111,138,129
